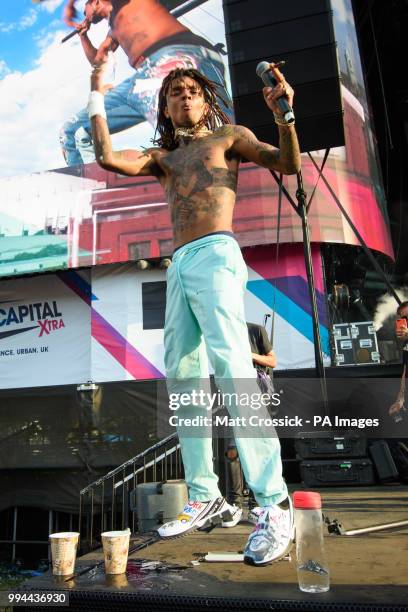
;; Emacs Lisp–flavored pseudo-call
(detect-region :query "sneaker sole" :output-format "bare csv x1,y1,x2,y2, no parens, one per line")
243,526,296,567
158,508,235,540
221,507,243,528
244,537,294,566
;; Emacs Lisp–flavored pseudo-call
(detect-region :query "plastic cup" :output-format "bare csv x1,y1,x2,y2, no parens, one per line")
101,530,130,575
49,532,79,576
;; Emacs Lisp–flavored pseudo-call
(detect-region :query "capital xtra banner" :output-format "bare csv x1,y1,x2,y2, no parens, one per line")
0,270,91,388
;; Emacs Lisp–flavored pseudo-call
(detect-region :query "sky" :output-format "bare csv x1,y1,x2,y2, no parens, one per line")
0,0,227,178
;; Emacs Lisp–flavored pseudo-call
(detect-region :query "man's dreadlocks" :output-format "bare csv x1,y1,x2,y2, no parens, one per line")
153,68,231,151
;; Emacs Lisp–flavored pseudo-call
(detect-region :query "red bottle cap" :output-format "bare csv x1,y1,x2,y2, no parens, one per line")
293,491,322,509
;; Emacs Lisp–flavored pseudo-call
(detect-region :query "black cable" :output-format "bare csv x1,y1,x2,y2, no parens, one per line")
367,1,394,150
307,151,401,305
198,5,224,25
306,148,330,214
270,173,283,348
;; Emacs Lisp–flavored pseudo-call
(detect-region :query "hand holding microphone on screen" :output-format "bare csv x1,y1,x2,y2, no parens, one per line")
256,61,295,125
62,19,91,43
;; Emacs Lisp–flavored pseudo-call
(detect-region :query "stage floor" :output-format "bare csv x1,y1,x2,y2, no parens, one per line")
19,486,408,611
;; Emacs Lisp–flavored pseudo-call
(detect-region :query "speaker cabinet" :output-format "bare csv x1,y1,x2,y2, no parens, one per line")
223,0,345,152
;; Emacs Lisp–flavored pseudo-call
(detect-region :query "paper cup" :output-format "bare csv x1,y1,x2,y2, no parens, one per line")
101,530,130,575
49,532,79,576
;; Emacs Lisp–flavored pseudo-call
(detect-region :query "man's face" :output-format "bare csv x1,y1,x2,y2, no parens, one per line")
398,305,408,321
164,77,207,128
84,0,112,23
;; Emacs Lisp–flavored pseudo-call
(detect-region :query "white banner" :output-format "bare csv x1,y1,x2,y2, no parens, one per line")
0,244,330,389
90,244,330,383
0,271,91,388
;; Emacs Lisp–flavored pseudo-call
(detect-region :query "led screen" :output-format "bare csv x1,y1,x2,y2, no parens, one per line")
0,0,393,277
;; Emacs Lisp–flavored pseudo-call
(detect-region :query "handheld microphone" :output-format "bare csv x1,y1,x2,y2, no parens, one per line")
256,61,295,124
61,20,90,44
61,28,80,43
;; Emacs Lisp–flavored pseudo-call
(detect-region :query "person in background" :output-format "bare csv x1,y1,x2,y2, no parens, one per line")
389,301,408,420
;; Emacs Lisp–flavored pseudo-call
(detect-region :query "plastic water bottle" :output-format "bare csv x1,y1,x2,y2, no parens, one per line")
293,491,330,593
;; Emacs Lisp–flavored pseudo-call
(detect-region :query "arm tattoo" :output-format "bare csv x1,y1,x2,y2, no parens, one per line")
91,117,160,175
235,125,300,174
92,117,112,165
275,125,301,174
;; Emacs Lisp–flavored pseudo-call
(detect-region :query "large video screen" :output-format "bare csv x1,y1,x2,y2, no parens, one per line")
0,0,393,277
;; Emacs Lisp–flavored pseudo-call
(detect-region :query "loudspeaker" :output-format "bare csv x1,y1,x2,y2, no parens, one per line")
223,0,345,152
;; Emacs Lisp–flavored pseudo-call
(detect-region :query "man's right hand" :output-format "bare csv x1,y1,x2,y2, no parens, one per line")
76,18,91,37
397,326,408,341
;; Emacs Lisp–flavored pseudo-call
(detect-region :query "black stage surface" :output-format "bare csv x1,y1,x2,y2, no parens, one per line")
15,486,408,612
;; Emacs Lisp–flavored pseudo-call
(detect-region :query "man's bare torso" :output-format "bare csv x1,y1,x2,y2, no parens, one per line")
110,0,188,67
153,127,240,248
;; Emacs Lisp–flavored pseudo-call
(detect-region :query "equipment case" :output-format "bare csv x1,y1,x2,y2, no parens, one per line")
129,479,188,533
295,432,366,459
369,440,399,482
300,458,375,487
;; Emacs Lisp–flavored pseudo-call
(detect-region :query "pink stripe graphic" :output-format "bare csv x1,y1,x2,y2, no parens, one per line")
92,310,163,380
58,271,164,379
243,243,325,293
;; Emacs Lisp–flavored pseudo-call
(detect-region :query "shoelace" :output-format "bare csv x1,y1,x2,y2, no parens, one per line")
252,509,285,545
251,524,280,551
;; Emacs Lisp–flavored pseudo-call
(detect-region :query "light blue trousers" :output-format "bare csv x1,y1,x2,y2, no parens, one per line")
164,234,287,506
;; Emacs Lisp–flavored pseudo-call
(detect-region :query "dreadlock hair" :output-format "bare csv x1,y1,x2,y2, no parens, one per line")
153,68,231,151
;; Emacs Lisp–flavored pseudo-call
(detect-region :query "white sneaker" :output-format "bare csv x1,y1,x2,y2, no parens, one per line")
244,497,294,565
157,497,242,539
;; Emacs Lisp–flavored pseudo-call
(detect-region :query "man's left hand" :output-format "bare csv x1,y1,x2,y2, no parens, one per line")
262,63,294,116
63,0,78,28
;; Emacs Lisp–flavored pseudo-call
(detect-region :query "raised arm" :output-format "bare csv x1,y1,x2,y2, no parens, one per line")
63,0,100,66
232,64,301,175
89,63,162,177
73,19,98,65
63,0,79,28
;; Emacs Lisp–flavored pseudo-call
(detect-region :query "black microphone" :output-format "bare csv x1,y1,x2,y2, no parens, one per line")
256,61,295,124
61,20,90,44
61,28,80,43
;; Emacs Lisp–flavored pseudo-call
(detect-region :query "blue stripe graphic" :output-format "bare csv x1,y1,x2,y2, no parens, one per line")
247,279,329,354
63,270,98,301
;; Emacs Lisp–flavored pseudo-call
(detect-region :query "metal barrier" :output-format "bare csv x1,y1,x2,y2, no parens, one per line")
78,432,182,551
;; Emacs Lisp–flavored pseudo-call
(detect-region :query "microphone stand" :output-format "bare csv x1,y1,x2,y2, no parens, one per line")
269,167,329,413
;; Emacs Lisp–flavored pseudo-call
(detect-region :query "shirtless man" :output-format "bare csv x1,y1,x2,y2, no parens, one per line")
61,0,230,166
89,60,301,565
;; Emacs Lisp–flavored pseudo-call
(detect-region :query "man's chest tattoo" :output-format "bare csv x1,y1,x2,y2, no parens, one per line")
164,145,237,232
